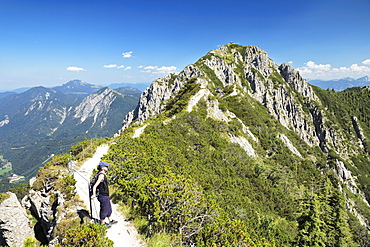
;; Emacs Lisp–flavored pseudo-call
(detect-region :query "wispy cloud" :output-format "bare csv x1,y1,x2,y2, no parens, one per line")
103,64,130,70
141,65,178,75
66,66,85,72
122,51,133,58
103,64,117,68
297,60,370,80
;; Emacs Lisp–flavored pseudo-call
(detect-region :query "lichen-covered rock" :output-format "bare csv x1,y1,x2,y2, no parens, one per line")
0,192,34,247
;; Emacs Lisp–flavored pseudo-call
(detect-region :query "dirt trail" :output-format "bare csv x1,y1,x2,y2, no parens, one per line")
74,144,146,247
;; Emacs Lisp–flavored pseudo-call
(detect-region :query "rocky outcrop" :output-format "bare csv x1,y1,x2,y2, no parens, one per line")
228,133,257,157
279,134,302,157
23,189,65,242
120,65,204,131
334,160,359,195
0,192,34,246
0,115,9,127
352,116,367,151
279,63,319,102
21,166,82,246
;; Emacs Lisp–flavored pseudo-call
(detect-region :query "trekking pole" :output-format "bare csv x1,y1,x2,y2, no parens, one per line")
89,184,93,219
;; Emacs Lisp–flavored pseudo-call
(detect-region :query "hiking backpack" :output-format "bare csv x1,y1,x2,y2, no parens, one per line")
89,172,102,196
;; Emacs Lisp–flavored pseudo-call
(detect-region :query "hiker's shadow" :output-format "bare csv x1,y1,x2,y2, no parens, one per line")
77,209,100,224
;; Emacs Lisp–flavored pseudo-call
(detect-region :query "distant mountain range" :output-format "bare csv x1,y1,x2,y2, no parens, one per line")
0,80,150,99
4,77,369,99
308,76,370,91
0,80,141,191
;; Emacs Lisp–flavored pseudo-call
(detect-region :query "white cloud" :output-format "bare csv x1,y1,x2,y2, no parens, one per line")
66,66,85,72
305,61,331,71
362,59,370,65
122,51,133,58
349,63,370,72
103,64,131,70
141,65,178,75
103,64,117,68
144,66,158,70
297,60,370,80
137,65,144,68
153,66,177,74
297,67,313,74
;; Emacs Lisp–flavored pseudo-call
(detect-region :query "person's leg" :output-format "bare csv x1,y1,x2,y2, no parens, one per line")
106,198,118,224
98,195,110,225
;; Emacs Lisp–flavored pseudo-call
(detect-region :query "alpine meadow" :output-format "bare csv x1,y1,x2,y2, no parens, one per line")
3,44,370,246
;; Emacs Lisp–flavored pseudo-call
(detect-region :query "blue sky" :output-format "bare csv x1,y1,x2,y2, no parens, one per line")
1,0,370,91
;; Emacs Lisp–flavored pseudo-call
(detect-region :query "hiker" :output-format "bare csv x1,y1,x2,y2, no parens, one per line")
91,161,118,227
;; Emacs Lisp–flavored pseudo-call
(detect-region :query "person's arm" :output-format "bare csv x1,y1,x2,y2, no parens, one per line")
91,174,105,199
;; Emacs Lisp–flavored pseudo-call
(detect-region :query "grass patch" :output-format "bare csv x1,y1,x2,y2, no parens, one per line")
147,233,175,247
0,192,10,203
0,167,11,176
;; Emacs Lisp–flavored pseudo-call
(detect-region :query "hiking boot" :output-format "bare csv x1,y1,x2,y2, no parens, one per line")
110,220,118,225
101,222,111,228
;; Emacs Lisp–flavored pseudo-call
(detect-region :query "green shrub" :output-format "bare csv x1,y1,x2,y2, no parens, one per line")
58,223,113,247
54,175,76,200
23,237,37,247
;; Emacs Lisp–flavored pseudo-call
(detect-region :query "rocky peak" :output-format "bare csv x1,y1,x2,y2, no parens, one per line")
121,64,204,130
357,75,370,82
65,79,88,87
74,87,116,123
121,44,364,160
279,63,319,102
120,44,324,148
52,79,100,95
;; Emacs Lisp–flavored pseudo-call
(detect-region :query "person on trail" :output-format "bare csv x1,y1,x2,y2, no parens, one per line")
91,161,118,227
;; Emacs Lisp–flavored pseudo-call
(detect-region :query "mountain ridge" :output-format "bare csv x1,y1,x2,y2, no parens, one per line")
0,80,150,99
3,44,370,246
109,43,370,245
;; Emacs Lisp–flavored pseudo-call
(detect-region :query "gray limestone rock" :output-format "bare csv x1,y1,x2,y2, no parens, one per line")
0,192,34,247
74,87,116,125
